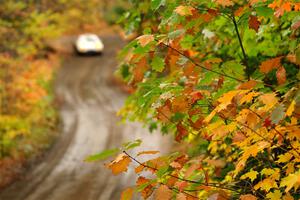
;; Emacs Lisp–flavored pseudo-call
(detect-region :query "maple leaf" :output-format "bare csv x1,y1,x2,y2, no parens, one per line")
240,169,259,182
254,178,278,192
135,164,145,174
174,181,188,192
106,153,132,175
155,185,172,200
121,187,134,200
276,66,286,85
156,101,172,123
283,192,294,200
280,171,300,192
176,123,188,142
277,152,293,163
259,93,278,110
259,57,283,74
190,91,203,104
249,15,261,32
215,0,234,7
238,80,258,90
137,35,154,47
240,194,257,200
175,5,194,16
286,100,296,117
266,190,282,200
136,176,155,199
207,191,229,200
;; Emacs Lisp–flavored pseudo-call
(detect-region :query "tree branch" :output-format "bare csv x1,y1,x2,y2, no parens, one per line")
231,14,250,80
123,151,242,194
157,40,245,83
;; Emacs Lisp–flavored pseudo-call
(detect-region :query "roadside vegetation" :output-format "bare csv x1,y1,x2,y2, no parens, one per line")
89,0,300,199
0,0,104,188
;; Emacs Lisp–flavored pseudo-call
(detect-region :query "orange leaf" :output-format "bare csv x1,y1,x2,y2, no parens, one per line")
176,123,188,142
282,2,292,12
175,181,188,192
259,57,283,73
155,185,172,200
249,15,261,32
240,194,257,200
135,165,145,174
121,187,134,200
276,66,286,85
136,176,155,199
137,35,154,47
137,151,160,156
208,191,229,200
238,80,258,89
106,153,132,175
175,5,195,16
215,0,234,7
156,100,172,123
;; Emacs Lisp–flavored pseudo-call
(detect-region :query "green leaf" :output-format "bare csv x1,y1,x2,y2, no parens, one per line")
270,104,285,124
85,148,120,162
151,56,165,72
123,139,142,150
255,6,273,18
151,0,165,10
168,29,185,40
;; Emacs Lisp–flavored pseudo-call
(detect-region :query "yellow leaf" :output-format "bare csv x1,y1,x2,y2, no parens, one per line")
204,109,217,123
155,185,172,200
121,188,134,200
259,93,278,110
266,190,282,200
280,171,300,192
106,153,132,175
239,91,260,104
240,170,259,182
277,152,293,163
216,90,242,111
261,168,276,176
240,194,257,200
137,35,154,47
286,100,296,117
254,178,277,192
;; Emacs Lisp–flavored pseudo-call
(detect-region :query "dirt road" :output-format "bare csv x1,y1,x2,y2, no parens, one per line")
0,34,171,200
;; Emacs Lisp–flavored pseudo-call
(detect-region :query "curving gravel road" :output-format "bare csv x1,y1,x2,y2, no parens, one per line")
0,34,171,200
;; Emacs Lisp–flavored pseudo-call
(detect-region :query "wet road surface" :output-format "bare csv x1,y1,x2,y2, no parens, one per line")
0,34,171,200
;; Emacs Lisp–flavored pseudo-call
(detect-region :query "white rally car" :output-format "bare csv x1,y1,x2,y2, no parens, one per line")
74,34,104,54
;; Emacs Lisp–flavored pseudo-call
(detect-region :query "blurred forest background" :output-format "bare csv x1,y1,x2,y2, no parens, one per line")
0,0,126,188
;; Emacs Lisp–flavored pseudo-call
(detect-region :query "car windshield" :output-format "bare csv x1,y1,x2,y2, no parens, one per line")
86,36,96,42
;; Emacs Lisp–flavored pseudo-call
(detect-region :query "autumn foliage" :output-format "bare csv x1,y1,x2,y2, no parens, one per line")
88,0,300,199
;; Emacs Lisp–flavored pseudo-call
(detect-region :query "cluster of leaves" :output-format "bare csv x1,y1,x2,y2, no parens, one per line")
89,0,300,199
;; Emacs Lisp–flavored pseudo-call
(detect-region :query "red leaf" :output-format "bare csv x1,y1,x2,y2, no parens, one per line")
176,123,188,142
249,15,261,32
263,117,273,128
190,91,203,104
